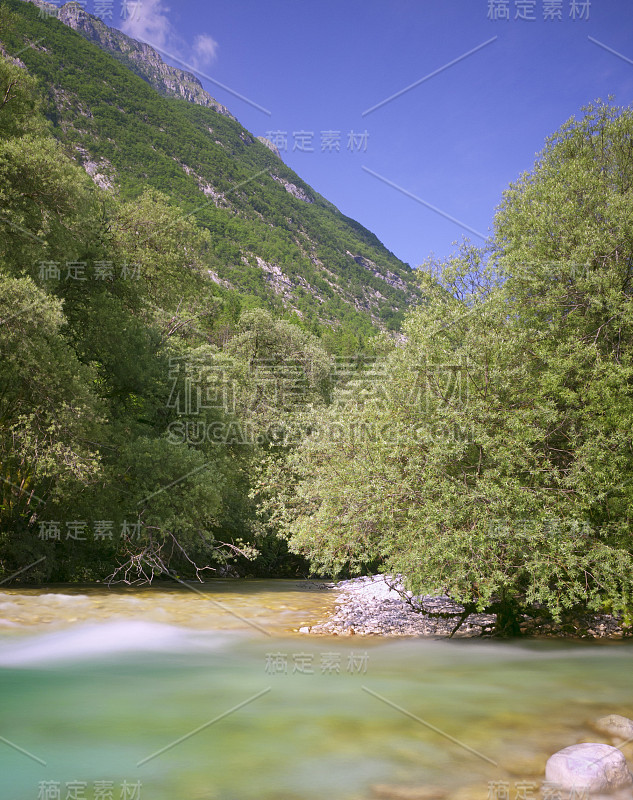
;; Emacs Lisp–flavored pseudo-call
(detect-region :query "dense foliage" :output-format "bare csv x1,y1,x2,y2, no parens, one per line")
0,39,334,583
259,102,633,634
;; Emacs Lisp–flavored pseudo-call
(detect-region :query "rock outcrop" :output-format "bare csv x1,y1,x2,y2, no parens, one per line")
256,136,281,158
347,251,410,292
271,175,313,203
29,0,234,118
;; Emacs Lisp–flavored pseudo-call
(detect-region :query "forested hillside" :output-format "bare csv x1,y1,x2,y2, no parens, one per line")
0,0,368,584
1,0,422,347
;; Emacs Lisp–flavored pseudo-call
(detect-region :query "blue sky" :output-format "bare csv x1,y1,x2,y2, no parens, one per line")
102,0,633,269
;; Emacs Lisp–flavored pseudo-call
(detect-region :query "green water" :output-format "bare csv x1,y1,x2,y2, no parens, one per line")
0,582,631,800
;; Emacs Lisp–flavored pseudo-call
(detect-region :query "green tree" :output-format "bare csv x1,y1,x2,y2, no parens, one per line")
0,274,102,578
223,307,332,435
106,188,220,314
263,101,633,635
0,54,101,275
0,24,48,140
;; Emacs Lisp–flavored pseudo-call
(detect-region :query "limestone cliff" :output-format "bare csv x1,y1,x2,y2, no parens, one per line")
28,0,234,118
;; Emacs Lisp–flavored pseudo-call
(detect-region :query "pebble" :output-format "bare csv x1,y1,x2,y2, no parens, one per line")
593,715,633,744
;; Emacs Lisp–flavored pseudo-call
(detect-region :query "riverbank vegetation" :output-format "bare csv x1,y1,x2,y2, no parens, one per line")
259,101,633,635
1,11,633,634
0,46,329,583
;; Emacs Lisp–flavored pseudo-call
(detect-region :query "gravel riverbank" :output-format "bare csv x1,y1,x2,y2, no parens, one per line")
301,575,628,638
302,575,494,637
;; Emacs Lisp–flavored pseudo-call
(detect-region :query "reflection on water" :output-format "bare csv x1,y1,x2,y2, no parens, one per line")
0,582,631,800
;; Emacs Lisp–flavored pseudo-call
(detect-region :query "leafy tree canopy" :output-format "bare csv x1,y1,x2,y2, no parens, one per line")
261,101,633,634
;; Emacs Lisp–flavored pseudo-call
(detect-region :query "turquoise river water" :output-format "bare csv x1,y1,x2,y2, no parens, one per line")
0,580,631,800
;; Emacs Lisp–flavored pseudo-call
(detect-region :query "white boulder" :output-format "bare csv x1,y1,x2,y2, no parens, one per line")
545,743,633,795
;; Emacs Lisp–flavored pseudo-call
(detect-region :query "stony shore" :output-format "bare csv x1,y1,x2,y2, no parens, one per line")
301,575,628,638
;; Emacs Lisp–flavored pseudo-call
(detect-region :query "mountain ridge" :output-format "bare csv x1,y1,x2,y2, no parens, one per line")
5,0,422,337
26,0,235,117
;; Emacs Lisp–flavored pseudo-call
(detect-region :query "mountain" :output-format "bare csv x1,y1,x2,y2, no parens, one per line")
2,0,422,336
43,0,235,118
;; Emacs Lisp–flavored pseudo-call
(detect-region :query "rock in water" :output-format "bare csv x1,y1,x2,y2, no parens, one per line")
594,716,633,743
545,743,633,794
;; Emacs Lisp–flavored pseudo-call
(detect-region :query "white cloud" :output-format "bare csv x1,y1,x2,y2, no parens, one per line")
192,34,219,69
120,0,177,50
120,2,219,76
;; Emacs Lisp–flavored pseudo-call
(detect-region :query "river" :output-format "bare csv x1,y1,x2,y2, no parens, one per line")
0,580,631,800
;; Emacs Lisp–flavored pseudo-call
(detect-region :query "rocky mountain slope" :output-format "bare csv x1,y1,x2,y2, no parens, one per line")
3,0,423,336
48,0,234,118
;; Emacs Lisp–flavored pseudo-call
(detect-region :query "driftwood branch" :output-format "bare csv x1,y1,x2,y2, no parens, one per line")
106,532,217,586
382,575,491,637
